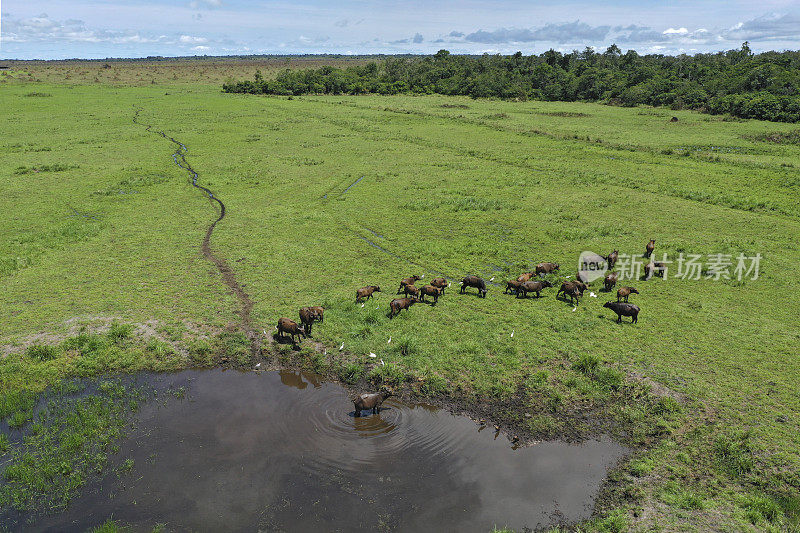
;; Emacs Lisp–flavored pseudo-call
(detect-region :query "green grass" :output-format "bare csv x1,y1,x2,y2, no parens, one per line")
1,79,799,529
0,379,144,514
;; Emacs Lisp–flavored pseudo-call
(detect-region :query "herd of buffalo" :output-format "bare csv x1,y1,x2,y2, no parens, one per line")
274,239,660,414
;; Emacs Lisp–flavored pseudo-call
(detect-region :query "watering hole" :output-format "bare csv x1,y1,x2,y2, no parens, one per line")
24,370,626,532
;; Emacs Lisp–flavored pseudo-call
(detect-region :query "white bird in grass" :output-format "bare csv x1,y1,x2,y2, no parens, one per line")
448,282,452,287
380,359,385,366
263,329,268,336
387,337,392,344
489,277,495,281
565,275,571,279
361,303,365,308
369,352,377,358
572,307,577,312
255,362,261,368
510,330,514,338
339,342,344,351
590,292,597,298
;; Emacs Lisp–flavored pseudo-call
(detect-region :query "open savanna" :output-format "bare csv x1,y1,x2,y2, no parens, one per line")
1,75,799,531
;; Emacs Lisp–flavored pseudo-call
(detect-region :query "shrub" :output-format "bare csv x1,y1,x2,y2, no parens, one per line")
572,353,601,375
25,344,60,361
107,322,133,343
714,431,754,477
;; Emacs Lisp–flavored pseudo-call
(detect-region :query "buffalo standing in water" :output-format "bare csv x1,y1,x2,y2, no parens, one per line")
604,301,640,323
460,275,488,297
354,391,392,416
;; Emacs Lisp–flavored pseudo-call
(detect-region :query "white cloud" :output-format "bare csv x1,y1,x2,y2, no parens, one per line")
192,45,211,51
663,27,689,35
189,0,222,8
179,35,208,44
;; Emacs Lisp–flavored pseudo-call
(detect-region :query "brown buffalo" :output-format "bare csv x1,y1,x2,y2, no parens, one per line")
604,301,640,323
516,272,534,283
389,297,416,318
644,261,665,280
557,280,587,300
607,250,619,269
354,391,392,416
419,285,441,303
556,283,581,305
617,286,639,302
517,280,553,298
356,285,381,303
430,277,448,295
308,306,324,323
277,317,305,344
397,275,423,294
604,271,619,291
504,279,523,294
644,239,655,258
403,284,421,299
460,275,488,297
299,307,319,334
535,262,560,276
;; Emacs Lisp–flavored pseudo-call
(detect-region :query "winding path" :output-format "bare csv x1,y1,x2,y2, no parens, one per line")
133,108,261,357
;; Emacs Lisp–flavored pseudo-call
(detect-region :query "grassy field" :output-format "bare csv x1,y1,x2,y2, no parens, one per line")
1,67,800,530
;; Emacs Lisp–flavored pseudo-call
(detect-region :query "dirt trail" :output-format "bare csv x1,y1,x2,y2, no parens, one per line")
133,108,261,357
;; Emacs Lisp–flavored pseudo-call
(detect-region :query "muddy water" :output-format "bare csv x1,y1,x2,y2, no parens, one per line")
32,370,626,532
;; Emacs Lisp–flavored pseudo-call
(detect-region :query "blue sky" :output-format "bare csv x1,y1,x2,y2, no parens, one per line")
2,0,800,59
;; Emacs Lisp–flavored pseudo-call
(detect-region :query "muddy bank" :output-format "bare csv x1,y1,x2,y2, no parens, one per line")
23,369,626,532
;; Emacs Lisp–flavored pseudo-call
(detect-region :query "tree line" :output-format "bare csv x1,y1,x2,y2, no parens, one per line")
222,44,800,122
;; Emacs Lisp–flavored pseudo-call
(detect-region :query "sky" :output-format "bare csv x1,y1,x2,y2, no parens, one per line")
2,0,800,60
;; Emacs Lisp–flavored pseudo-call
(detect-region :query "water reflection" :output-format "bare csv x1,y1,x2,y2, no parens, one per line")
17,369,627,533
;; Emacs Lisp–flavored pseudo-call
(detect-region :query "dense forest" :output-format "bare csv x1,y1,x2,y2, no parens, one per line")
222,44,800,122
